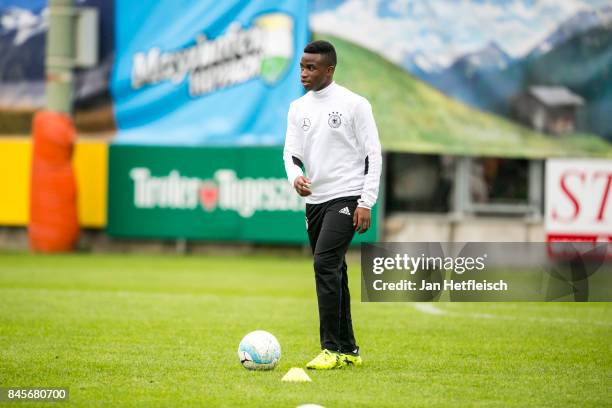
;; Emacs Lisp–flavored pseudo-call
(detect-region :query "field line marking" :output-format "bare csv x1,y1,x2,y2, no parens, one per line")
411,303,612,327
0,286,313,303
412,303,449,316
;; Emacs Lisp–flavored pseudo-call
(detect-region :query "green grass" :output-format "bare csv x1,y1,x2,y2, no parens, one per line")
315,34,612,158
0,252,610,407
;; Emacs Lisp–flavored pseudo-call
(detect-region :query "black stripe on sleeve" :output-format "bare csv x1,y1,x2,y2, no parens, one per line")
292,156,305,172
364,156,369,175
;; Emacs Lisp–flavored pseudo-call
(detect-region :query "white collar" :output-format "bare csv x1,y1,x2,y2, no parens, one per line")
312,81,336,98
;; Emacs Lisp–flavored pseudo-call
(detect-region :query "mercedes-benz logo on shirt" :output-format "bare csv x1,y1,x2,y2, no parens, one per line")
301,118,311,131
328,112,342,128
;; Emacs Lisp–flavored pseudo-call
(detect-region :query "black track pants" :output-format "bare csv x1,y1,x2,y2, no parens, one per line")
306,196,359,354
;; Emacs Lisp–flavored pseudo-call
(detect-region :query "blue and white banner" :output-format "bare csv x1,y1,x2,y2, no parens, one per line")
111,0,309,146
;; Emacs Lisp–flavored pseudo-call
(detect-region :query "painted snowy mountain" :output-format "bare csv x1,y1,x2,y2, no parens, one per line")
405,41,513,79
449,42,513,76
401,51,445,79
416,41,517,113
424,4,612,89
415,4,612,139
530,4,612,57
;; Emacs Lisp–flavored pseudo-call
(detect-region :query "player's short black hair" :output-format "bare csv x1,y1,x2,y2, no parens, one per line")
304,40,337,67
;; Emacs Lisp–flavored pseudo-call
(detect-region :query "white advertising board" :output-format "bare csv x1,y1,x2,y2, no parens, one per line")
546,159,612,241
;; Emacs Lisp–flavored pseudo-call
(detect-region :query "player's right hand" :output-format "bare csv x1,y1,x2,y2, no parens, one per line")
293,176,312,197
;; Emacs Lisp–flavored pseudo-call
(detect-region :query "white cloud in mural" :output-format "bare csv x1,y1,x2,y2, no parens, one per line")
0,6,48,45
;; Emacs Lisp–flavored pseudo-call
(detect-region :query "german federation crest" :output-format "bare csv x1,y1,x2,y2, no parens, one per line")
328,111,342,128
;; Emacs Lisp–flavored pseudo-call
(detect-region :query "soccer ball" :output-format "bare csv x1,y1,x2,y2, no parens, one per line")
238,330,281,371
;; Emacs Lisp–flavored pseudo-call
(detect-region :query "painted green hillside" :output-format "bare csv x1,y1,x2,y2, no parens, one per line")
314,34,612,158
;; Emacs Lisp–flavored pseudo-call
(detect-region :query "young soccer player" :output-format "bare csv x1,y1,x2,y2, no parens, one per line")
283,40,382,369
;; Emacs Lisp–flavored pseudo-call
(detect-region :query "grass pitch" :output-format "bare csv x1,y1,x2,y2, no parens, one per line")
0,252,610,407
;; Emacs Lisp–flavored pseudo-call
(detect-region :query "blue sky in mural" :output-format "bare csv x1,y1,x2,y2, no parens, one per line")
311,0,611,71
0,0,45,9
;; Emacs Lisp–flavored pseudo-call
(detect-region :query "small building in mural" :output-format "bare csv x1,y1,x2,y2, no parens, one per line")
513,86,584,136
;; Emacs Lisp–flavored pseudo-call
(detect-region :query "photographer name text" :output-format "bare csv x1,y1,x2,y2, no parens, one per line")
372,279,508,291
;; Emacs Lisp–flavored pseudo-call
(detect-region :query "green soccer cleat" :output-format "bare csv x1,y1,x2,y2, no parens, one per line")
340,353,362,367
306,349,345,370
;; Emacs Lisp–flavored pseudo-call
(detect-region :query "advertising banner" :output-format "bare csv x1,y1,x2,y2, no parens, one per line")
107,145,379,243
111,0,308,146
311,0,612,158
546,158,612,242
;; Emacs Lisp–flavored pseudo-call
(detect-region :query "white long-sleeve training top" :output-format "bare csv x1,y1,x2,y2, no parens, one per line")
283,81,382,209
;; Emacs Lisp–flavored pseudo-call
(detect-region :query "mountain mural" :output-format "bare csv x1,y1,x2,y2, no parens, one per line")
420,4,612,139
315,33,612,158
311,0,612,143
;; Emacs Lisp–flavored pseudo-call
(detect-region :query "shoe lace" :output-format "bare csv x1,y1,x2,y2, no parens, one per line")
315,349,336,363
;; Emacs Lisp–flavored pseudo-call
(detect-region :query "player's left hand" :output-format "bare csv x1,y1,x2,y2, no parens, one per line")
353,207,371,234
